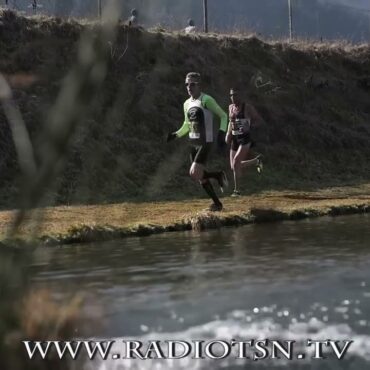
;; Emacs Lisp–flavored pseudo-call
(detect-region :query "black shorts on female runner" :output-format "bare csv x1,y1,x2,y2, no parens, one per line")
231,134,255,151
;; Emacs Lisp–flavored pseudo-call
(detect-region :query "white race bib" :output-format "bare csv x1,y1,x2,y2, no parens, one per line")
189,132,200,139
232,118,249,135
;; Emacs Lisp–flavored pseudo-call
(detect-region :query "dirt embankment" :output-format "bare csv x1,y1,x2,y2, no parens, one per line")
1,10,370,211
0,184,368,246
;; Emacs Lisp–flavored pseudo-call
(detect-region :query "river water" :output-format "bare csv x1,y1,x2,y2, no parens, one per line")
30,214,370,369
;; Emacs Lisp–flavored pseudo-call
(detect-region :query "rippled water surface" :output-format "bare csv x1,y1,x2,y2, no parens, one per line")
30,214,370,369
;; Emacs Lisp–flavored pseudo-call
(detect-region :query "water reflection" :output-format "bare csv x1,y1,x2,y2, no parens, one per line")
29,214,370,368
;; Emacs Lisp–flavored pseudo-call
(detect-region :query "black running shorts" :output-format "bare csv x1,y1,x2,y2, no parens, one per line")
231,134,253,151
189,143,212,165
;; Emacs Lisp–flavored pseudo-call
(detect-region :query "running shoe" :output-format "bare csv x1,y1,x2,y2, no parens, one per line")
208,202,223,212
217,171,229,193
231,190,241,197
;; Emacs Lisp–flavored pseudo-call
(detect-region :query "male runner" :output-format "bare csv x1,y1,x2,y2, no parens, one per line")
167,72,228,211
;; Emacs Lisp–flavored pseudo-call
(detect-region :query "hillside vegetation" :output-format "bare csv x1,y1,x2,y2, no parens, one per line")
1,10,370,209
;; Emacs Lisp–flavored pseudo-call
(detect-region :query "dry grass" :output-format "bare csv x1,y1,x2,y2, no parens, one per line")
1,11,370,211
0,183,368,243
1,10,370,237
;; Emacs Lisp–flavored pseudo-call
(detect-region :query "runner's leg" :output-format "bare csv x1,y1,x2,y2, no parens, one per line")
233,143,251,191
189,146,222,209
230,148,237,192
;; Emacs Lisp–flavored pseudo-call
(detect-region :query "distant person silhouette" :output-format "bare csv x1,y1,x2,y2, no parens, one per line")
28,0,42,13
128,8,139,27
185,19,197,34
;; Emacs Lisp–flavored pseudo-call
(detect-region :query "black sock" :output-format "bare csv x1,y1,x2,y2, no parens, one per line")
202,181,222,205
203,170,221,180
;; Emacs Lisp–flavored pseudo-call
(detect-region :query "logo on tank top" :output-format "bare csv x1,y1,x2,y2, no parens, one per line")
188,106,204,140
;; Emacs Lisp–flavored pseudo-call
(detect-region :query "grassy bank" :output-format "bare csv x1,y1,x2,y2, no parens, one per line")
0,184,369,246
1,10,370,210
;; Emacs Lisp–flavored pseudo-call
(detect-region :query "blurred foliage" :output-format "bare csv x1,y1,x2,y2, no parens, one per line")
0,3,120,368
